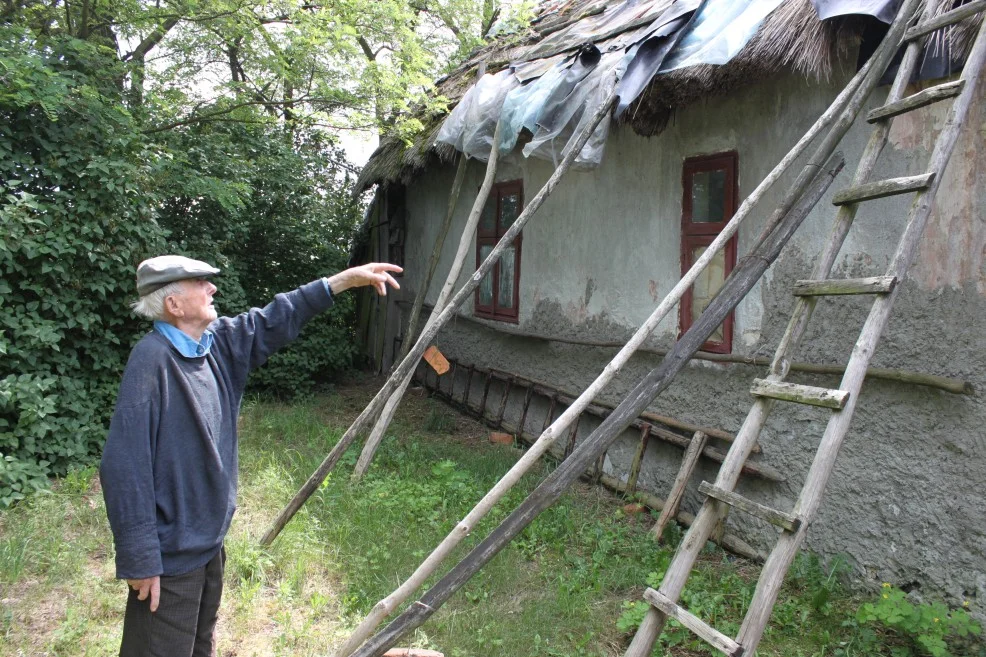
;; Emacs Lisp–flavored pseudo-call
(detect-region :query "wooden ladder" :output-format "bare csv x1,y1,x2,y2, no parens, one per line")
624,2,986,656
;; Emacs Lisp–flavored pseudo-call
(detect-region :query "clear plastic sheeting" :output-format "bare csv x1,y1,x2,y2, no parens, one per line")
498,45,602,155
523,51,627,168
811,0,902,23
660,0,786,72
435,69,520,161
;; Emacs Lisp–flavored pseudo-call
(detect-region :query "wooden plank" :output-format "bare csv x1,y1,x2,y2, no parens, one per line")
642,589,744,657
626,424,652,495
792,275,897,296
698,481,801,532
495,377,513,427
652,431,707,541
749,379,849,409
564,413,581,459
831,172,934,205
518,384,535,437
904,0,986,41
867,80,965,123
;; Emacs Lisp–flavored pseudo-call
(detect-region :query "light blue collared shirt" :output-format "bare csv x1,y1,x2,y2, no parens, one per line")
154,320,215,358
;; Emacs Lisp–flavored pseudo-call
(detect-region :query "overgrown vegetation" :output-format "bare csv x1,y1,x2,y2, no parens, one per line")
0,385,980,656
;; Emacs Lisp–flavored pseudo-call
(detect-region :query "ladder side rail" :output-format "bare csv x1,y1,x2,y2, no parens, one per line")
623,0,929,653
735,16,986,654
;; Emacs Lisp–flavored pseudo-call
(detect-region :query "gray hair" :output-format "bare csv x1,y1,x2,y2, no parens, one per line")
131,281,186,321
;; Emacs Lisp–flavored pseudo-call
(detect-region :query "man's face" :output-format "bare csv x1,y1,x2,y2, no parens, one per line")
172,278,218,330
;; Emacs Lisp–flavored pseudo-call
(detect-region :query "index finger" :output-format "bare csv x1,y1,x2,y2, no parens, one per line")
370,263,403,274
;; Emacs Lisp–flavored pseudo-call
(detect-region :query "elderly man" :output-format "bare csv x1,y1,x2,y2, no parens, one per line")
100,255,401,657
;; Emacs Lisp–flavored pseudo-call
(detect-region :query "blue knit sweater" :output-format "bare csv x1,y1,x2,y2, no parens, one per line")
100,280,333,579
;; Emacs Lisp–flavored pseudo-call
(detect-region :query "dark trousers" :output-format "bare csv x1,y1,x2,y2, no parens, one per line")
119,548,225,657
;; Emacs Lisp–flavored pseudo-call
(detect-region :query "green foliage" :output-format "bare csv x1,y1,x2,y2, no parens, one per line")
856,585,982,657
0,23,364,504
0,27,167,503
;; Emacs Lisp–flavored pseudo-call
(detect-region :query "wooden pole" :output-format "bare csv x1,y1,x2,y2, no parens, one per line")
347,154,845,657
396,153,469,366
353,121,504,481
624,3,926,654
261,85,621,549
651,431,707,542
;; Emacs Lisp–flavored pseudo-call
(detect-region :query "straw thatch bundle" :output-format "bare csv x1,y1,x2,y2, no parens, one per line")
358,0,982,189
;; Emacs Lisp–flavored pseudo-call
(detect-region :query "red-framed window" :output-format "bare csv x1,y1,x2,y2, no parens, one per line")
475,180,523,323
679,152,738,354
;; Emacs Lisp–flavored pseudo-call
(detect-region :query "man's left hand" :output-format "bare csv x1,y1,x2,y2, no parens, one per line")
327,263,403,296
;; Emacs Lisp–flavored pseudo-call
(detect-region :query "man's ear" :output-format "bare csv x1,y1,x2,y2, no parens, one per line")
164,293,183,318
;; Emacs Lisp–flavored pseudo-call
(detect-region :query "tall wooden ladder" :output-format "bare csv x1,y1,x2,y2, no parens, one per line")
624,2,986,656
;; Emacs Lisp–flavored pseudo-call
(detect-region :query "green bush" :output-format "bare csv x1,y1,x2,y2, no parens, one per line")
0,25,364,504
857,584,981,657
0,28,167,502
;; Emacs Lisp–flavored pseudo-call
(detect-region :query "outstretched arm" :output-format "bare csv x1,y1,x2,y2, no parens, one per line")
326,263,403,296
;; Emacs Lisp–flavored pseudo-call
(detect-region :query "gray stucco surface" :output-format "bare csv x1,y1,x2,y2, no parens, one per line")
390,64,986,608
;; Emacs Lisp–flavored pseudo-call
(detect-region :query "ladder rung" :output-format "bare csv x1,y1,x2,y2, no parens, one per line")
867,80,966,123
643,588,745,657
750,378,849,409
832,173,935,206
792,275,897,297
904,0,986,41
698,481,802,532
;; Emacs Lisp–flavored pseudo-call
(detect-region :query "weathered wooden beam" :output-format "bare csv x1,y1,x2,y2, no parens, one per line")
397,152,469,364
652,431,707,541
867,80,965,123
642,589,744,657
698,481,800,533
904,0,986,41
832,172,934,205
625,424,651,495
749,379,849,409
792,275,896,297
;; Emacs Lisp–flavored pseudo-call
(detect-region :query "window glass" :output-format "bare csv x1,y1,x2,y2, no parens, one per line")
500,192,521,229
497,247,515,309
480,198,497,233
689,245,726,343
691,169,726,223
478,244,494,306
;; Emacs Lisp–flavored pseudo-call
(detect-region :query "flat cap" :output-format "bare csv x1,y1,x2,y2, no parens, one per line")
136,255,220,297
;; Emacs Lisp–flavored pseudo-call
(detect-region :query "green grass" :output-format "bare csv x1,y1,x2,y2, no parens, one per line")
0,379,981,656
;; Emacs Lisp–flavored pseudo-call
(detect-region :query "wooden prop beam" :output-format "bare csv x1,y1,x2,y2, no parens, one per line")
353,121,504,481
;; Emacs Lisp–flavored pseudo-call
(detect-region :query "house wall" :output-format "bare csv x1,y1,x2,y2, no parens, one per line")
393,64,986,606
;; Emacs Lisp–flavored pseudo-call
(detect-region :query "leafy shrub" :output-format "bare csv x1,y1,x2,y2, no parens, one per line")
0,25,364,504
857,584,981,657
0,27,167,503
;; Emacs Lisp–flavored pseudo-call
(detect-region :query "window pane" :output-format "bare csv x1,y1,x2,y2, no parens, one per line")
500,192,521,229
691,169,726,223
497,246,515,309
690,245,725,343
480,197,496,233
478,245,494,306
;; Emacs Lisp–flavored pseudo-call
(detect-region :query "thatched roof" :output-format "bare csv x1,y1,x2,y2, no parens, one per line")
357,0,980,190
